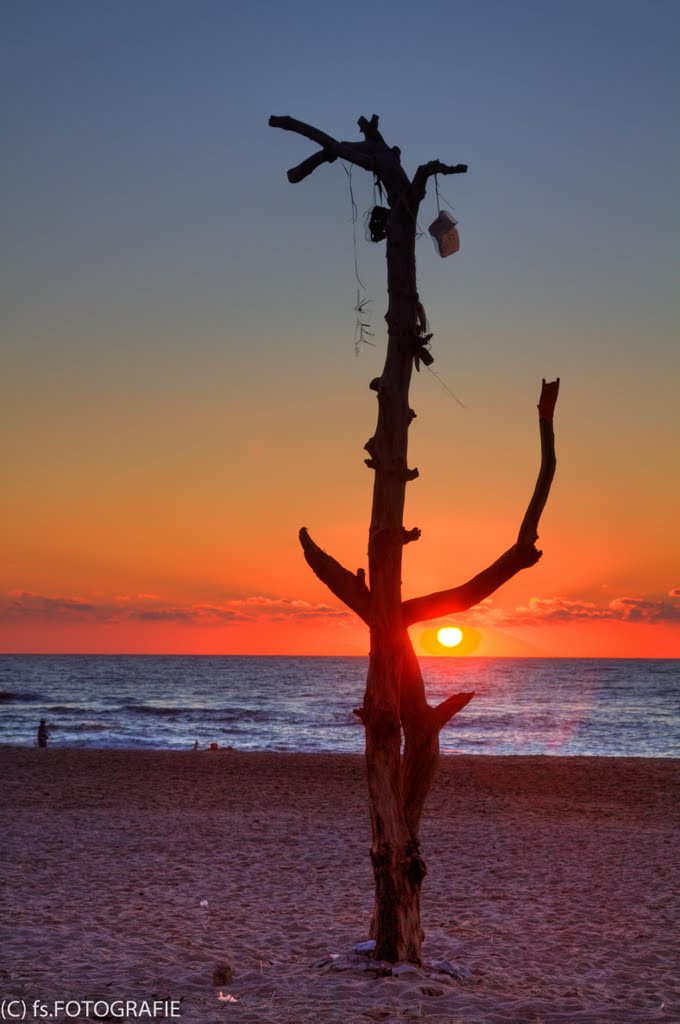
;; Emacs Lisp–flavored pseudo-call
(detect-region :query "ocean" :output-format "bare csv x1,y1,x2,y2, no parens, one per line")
0,656,677,757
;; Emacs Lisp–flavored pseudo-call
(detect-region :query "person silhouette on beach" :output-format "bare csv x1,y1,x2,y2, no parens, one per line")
37,719,50,748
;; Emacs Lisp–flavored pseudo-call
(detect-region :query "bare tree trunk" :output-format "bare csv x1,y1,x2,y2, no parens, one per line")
362,200,425,962
269,113,559,965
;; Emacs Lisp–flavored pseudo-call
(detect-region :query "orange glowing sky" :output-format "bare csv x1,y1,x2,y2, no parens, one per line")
1,2,679,657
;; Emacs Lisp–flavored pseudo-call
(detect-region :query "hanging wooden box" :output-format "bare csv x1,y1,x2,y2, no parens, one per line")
428,211,460,257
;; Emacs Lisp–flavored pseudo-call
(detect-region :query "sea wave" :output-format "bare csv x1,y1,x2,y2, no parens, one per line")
44,704,95,714
123,704,189,716
123,704,270,722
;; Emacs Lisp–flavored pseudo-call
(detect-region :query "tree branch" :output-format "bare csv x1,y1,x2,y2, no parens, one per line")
268,115,340,152
411,160,468,205
270,115,379,176
401,379,559,627
299,527,371,624
358,114,385,144
269,114,410,202
432,691,475,730
518,378,559,549
287,149,337,183
401,546,536,626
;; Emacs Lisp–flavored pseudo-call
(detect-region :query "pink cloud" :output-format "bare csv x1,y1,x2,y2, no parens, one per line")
469,592,680,627
607,596,680,623
3,587,679,631
423,589,680,629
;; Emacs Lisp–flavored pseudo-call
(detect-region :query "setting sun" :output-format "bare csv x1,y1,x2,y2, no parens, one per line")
437,626,464,648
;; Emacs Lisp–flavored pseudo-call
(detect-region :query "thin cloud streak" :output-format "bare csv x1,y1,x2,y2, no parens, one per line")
1,591,354,627
3,588,679,630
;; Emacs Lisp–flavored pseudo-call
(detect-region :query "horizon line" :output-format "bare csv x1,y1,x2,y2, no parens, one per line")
1,652,677,660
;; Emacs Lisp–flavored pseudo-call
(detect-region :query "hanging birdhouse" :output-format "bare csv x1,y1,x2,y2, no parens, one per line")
367,205,390,242
428,211,460,257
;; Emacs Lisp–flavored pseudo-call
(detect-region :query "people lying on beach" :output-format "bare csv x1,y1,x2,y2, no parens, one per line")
37,719,50,748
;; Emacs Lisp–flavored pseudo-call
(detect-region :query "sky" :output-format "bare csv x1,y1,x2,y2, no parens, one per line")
1,0,679,656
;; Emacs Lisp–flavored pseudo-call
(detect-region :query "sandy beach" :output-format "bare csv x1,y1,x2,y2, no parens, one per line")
1,750,678,1023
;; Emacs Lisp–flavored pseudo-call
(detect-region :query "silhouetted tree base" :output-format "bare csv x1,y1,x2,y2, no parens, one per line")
270,113,559,963
357,631,474,962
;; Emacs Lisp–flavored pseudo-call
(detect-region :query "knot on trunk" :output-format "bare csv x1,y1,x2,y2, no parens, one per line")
371,456,418,481
515,540,543,568
365,705,401,736
364,436,379,470
371,841,393,871
405,839,428,886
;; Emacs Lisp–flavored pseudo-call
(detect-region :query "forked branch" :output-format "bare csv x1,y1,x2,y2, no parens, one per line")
269,115,410,203
358,114,385,143
402,379,559,627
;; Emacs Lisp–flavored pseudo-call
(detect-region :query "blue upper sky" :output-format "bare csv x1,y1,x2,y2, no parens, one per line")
3,1,677,368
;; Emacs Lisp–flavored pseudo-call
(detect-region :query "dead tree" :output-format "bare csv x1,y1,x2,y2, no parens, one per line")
269,114,559,964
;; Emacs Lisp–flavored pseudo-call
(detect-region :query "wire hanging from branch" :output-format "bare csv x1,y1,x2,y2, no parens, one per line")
354,291,375,354
426,365,466,407
342,162,375,354
342,162,365,291
434,174,457,214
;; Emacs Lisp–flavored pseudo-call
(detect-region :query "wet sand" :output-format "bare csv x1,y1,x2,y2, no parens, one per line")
1,749,678,1023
